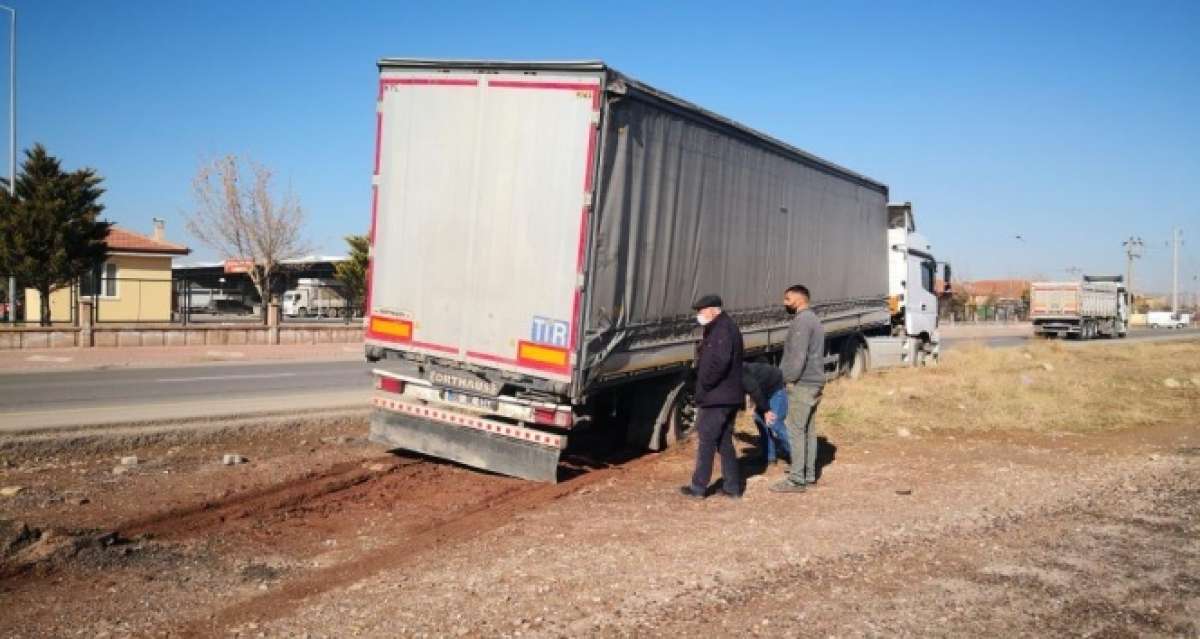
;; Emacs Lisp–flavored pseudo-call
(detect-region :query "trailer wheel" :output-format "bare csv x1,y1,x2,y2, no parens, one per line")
666,389,697,446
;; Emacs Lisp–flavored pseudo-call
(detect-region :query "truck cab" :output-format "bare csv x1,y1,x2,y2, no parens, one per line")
884,203,949,363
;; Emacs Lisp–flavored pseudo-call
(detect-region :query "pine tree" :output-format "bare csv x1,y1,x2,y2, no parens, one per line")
0,144,110,325
334,234,369,313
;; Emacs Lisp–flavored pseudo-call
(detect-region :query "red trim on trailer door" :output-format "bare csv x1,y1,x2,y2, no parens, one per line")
466,351,521,366
466,350,570,376
378,77,479,100
411,340,459,354
373,112,383,175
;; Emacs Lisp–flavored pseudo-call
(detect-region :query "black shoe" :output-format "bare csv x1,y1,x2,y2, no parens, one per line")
719,489,743,500
678,486,704,500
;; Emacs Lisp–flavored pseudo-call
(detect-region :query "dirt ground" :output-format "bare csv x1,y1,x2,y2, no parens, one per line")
1,342,1198,637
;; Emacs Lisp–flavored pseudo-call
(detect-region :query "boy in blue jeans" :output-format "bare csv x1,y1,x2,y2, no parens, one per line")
743,361,791,464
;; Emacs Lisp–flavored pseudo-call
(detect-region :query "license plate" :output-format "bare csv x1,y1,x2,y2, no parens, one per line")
442,390,499,412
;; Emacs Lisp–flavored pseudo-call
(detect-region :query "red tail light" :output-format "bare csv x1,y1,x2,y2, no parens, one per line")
533,407,574,428
376,376,405,394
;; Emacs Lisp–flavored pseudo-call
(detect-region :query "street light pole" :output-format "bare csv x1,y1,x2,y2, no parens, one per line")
0,6,12,324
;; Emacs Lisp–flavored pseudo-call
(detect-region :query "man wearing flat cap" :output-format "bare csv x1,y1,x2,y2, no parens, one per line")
680,294,744,499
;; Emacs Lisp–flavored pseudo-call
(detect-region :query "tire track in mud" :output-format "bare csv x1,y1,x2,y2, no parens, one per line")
168,450,665,637
117,455,420,541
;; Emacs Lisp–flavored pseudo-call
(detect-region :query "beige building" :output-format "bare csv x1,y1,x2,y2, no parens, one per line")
27,223,190,323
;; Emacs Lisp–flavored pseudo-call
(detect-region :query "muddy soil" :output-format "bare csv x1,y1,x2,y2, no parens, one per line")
0,416,1197,638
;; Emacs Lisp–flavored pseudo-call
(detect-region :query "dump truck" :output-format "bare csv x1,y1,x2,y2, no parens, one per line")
363,59,949,481
1030,275,1129,339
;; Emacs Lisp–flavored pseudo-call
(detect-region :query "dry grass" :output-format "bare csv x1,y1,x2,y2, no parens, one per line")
818,339,1200,439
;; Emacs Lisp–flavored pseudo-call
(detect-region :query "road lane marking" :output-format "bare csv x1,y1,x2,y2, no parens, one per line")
156,372,299,383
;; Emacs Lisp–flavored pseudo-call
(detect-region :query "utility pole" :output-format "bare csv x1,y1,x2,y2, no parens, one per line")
1,5,12,324
1170,228,1182,315
1122,236,1143,304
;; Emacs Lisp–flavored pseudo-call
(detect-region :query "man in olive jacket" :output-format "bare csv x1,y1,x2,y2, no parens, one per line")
772,284,825,493
680,294,744,499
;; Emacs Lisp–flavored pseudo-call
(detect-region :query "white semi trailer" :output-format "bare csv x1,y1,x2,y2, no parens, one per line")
363,59,949,481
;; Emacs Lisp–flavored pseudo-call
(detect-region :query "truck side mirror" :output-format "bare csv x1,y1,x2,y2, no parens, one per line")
941,264,952,295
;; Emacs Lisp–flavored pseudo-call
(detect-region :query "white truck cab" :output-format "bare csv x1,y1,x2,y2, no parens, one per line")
877,202,950,366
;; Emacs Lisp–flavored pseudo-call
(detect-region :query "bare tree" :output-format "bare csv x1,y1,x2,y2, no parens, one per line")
186,156,309,317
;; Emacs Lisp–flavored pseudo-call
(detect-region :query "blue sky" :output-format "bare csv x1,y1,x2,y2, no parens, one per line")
6,1,1199,294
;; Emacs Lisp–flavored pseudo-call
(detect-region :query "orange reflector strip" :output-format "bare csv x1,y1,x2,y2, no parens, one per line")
518,341,568,367
370,317,412,340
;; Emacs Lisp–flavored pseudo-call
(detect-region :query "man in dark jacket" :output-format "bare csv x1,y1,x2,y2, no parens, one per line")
680,294,744,499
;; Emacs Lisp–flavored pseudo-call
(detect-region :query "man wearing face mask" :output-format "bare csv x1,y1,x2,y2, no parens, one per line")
772,284,825,493
680,294,744,500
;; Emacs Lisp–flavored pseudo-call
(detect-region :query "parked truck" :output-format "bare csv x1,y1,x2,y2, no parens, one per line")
363,59,949,481
282,278,352,318
1030,275,1129,339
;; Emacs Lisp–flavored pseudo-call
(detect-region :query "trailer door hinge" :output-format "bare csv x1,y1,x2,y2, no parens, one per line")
591,111,601,127
583,192,593,208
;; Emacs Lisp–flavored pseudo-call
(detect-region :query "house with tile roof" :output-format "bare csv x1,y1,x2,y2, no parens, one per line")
26,221,190,323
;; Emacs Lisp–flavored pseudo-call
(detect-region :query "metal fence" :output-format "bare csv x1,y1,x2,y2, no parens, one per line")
1,275,363,326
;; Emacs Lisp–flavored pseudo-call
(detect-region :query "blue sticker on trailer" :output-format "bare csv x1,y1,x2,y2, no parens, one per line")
530,317,569,347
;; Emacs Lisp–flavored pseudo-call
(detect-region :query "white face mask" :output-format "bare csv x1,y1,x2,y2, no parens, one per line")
696,312,711,326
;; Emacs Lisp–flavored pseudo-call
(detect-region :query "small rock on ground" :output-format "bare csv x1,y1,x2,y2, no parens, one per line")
0,486,24,497
222,454,249,466
119,456,139,467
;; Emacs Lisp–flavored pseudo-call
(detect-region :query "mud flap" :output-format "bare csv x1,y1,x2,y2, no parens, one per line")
369,409,562,483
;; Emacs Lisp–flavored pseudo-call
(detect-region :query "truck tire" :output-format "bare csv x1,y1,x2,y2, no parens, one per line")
299,307,308,318
664,385,697,447
846,339,869,379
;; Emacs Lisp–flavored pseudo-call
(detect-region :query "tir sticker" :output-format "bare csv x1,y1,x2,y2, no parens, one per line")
530,317,569,348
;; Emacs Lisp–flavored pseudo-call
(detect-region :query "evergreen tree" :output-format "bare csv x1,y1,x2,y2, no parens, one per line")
0,144,110,325
334,234,369,312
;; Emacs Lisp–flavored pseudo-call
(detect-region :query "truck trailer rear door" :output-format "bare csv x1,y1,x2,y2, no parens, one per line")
367,69,603,384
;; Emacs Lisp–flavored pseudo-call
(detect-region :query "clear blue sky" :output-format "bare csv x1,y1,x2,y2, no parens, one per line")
7,0,1199,294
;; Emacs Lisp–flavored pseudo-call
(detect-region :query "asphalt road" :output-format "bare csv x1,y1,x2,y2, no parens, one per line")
941,326,1200,350
0,326,1195,433
0,360,375,433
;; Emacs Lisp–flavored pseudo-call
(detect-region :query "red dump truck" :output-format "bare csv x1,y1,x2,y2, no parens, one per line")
1030,275,1129,339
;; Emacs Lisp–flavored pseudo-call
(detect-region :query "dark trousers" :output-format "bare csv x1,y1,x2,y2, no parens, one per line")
689,405,741,495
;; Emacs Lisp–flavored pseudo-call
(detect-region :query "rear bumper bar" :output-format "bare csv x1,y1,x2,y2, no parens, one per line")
369,396,564,482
